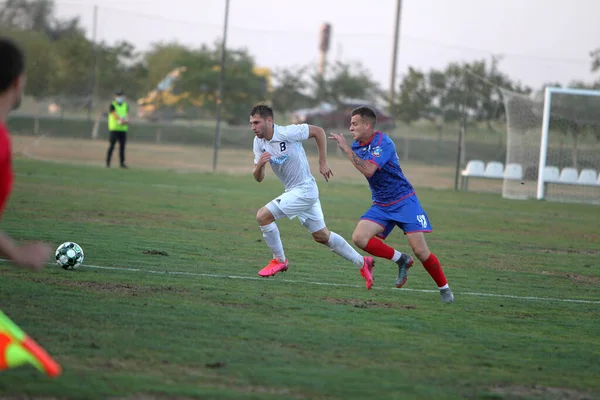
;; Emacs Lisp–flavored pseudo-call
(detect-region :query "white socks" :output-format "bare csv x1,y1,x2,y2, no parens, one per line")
391,250,403,262
259,227,363,268
327,232,364,268
260,222,286,262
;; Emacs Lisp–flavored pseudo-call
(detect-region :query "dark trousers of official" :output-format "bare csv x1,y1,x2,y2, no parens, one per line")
106,130,127,167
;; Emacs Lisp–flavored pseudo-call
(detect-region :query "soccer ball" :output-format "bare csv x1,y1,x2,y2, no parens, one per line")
55,242,84,270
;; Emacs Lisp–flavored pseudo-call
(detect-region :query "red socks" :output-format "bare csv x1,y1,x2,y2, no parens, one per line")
422,253,448,287
364,238,448,288
364,237,394,260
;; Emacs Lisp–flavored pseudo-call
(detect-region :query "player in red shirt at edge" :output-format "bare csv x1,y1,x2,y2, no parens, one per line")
0,37,52,270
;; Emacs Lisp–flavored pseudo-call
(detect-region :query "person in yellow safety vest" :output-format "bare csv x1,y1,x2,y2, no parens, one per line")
106,90,129,168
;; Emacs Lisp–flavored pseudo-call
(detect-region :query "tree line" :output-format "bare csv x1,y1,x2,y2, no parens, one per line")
2,0,600,135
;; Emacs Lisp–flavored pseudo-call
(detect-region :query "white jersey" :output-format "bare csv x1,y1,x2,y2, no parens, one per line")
253,123,317,191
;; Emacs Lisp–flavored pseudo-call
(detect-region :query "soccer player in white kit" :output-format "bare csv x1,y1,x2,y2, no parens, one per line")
250,104,375,285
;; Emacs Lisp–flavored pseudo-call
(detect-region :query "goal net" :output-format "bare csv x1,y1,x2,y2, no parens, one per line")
502,87,600,205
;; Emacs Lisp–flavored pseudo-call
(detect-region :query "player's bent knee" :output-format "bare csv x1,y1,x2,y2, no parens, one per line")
256,207,275,225
351,232,368,249
312,229,330,244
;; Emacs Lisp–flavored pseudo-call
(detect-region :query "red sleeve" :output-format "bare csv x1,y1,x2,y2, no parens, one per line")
0,123,14,218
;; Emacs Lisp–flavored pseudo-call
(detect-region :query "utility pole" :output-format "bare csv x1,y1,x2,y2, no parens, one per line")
89,4,99,138
389,0,402,112
212,0,230,172
454,71,469,191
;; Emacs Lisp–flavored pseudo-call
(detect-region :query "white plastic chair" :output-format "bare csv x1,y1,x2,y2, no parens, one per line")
503,163,523,181
460,160,485,191
483,161,504,179
543,166,560,183
461,160,485,177
577,169,598,186
559,167,579,184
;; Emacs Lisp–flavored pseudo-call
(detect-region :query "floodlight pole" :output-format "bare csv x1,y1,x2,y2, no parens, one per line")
212,0,230,172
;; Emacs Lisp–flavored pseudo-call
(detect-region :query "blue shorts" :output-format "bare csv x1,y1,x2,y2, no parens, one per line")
361,194,432,239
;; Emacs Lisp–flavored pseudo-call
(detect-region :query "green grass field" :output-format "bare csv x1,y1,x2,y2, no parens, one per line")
0,158,598,400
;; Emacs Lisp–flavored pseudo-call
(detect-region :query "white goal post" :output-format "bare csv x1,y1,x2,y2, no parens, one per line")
502,86,600,205
537,87,600,200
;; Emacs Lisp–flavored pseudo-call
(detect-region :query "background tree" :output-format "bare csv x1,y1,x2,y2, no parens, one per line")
95,40,146,100
152,43,270,123
270,66,312,114
396,57,531,138
394,67,431,126
0,28,60,132
0,0,82,40
53,32,94,101
309,60,380,106
142,42,190,93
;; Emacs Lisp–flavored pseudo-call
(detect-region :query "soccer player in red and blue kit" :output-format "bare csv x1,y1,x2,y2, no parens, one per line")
329,106,454,303
0,37,51,270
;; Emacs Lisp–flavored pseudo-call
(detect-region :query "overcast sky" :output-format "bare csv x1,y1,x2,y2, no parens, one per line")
55,0,600,91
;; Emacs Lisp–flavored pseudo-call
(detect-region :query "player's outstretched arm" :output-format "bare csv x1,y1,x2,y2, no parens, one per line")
308,125,333,182
328,132,377,178
0,232,51,271
0,232,19,263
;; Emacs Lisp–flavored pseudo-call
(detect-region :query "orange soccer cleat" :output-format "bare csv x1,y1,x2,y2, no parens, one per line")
258,258,289,277
359,257,374,290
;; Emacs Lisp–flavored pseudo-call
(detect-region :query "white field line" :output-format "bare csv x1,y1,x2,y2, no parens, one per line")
41,262,600,304
2,260,599,304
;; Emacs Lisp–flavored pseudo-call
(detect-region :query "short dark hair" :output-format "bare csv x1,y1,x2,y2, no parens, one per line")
250,104,274,119
0,37,25,94
351,106,377,127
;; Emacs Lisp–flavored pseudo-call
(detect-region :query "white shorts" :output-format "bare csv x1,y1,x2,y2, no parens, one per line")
265,184,326,233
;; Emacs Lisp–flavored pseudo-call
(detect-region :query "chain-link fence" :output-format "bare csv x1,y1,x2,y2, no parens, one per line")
3,1,595,190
